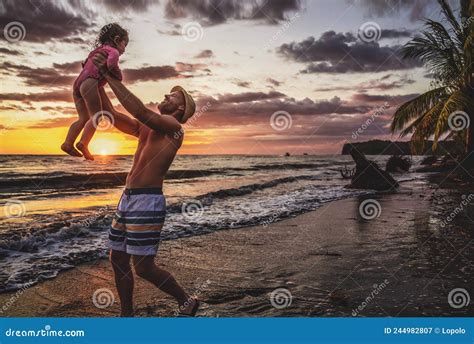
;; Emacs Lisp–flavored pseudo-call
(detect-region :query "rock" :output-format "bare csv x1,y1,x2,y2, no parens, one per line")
420,156,438,166
346,145,399,191
385,155,412,173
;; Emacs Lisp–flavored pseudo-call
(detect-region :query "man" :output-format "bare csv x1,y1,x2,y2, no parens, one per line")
92,52,199,317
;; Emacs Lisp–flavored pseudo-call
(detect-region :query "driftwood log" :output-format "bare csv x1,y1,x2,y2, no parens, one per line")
385,155,412,173
346,146,398,191
340,164,356,179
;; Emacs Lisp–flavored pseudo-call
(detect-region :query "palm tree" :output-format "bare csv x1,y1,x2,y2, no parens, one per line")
390,0,473,167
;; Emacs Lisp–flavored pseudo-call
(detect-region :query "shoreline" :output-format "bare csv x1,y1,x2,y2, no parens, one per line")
0,180,472,317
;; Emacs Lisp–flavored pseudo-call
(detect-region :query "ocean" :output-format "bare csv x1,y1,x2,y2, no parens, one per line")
0,154,425,292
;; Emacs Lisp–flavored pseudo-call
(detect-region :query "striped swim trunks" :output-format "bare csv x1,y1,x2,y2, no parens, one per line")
108,188,166,256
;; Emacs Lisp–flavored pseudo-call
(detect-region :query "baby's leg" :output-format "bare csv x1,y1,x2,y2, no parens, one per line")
77,79,102,161
61,94,89,157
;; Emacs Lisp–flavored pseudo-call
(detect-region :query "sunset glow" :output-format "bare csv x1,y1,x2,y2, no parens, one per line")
0,0,448,155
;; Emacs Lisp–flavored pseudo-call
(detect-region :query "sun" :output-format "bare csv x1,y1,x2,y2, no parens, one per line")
89,136,121,156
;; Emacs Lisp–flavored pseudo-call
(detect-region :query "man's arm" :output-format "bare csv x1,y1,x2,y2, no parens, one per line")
94,52,182,134
99,88,140,137
105,75,181,134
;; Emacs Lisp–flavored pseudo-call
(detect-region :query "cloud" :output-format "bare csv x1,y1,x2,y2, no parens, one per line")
0,90,72,103
0,124,12,130
61,36,88,45
360,76,415,91
157,24,182,36
349,0,433,22
189,91,373,131
0,104,27,112
233,80,252,88
40,105,77,115
0,48,22,56
195,49,214,58
315,74,415,92
186,91,423,139
164,0,302,25
99,0,158,12
123,62,210,83
381,29,413,39
0,0,92,42
277,30,421,73
1,59,208,90
216,91,286,103
1,62,76,87
351,92,419,105
122,65,180,83
266,78,283,87
52,60,84,74
28,117,75,129
175,62,210,73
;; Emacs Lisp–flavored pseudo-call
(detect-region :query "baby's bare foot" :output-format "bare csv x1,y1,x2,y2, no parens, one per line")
61,142,83,157
76,142,94,161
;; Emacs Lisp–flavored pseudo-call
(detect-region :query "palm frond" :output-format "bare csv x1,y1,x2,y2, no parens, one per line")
410,102,447,154
437,0,462,37
402,32,462,85
390,87,447,133
433,89,474,145
390,0,473,156
399,101,445,137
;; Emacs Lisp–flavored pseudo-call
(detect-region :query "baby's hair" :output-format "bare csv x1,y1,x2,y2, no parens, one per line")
93,23,128,49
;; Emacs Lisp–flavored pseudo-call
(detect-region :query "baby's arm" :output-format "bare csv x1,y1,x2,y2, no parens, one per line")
105,48,122,81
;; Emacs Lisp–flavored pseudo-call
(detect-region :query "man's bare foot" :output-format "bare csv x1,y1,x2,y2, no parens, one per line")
61,142,83,157
177,297,200,317
76,142,94,161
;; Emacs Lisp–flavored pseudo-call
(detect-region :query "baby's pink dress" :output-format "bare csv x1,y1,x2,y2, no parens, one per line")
73,44,122,98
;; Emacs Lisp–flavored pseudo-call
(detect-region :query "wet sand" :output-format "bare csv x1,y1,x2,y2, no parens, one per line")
1,180,472,317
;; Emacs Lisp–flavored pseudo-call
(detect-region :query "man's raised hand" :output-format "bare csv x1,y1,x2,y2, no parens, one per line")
93,51,108,76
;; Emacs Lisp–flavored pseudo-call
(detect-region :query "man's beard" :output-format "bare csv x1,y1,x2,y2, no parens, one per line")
158,102,177,114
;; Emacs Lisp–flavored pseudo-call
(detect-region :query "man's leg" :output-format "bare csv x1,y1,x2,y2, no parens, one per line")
132,255,191,308
110,249,134,317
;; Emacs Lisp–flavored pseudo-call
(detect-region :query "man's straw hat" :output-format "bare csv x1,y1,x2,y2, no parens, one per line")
171,86,196,123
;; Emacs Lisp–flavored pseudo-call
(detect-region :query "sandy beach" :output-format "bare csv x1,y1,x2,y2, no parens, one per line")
1,178,472,317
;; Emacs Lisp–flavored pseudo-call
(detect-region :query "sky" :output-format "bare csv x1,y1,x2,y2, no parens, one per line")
0,0,458,155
